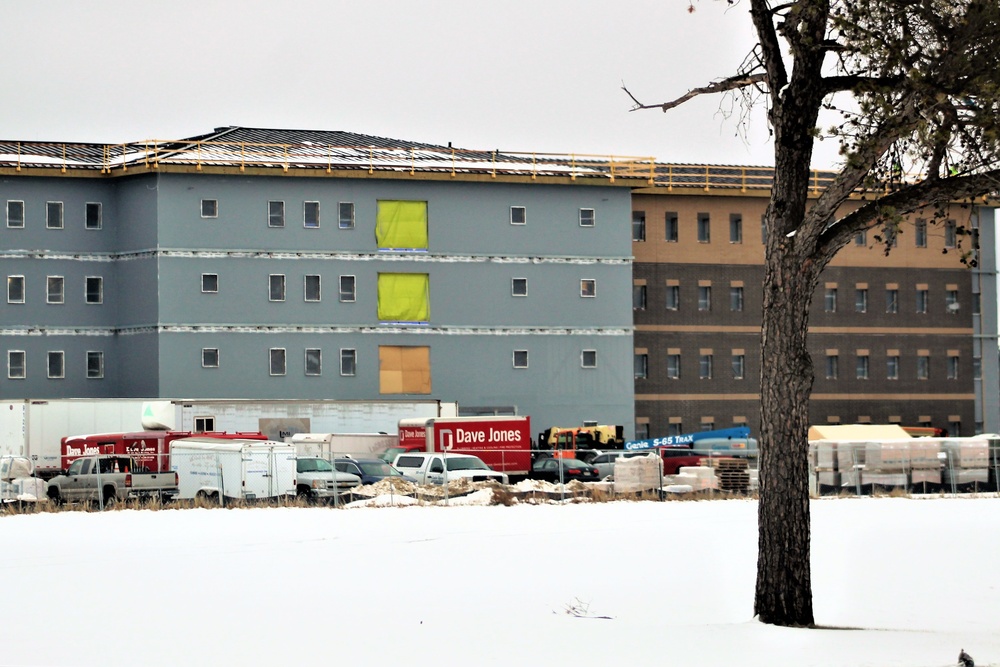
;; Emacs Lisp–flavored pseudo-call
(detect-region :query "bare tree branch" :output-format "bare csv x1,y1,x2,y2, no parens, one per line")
623,73,768,113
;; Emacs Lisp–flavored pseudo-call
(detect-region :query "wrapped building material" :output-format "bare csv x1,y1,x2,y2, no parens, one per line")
944,468,989,485
941,439,989,468
836,442,867,472
908,438,942,470
814,441,837,470
862,472,908,487
911,469,941,485
613,455,663,494
864,440,910,471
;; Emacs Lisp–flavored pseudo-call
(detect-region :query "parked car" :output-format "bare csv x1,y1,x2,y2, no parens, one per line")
589,451,650,479
529,457,601,483
392,452,509,485
334,458,417,485
660,447,709,475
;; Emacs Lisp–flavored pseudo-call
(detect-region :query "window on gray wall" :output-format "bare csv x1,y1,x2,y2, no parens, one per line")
698,286,711,311
46,201,63,229
732,354,745,379
85,276,103,304
512,278,527,297
7,201,24,228
47,276,64,304
856,354,869,380
581,350,597,368
917,355,930,380
8,351,25,379
339,275,356,302
269,348,286,376
8,276,24,303
268,201,285,227
667,354,681,379
201,273,218,293
510,206,526,225
305,349,322,376
201,199,218,218
304,201,320,228
699,354,713,379
580,279,596,297
85,202,102,230
47,351,64,379
269,274,286,302
916,289,929,313
340,348,357,376
579,208,595,227
948,355,959,379
305,275,321,302
339,202,355,229
513,350,529,368
665,212,678,242
855,288,868,313
887,355,899,380
87,351,104,379
202,348,219,368
886,288,898,313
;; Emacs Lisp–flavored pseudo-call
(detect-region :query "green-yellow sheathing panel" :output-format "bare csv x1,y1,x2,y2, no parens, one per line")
376,200,428,249
377,273,430,322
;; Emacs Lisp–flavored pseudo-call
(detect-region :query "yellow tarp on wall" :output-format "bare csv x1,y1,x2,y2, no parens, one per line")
376,200,428,249
377,273,430,322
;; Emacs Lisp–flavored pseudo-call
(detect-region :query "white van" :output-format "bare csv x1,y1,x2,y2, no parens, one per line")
171,437,296,501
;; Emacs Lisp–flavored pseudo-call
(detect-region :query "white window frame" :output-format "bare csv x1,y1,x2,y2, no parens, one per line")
855,288,868,313
634,353,648,379
510,206,526,225
729,214,742,243
732,354,745,380
856,355,869,380
697,213,711,243
269,348,287,376
916,289,929,314
826,355,839,380
698,286,712,312
268,200,285,228
513,350,529,369
665,212,678,242
46,201,64,229
87,351,104,379
7,275,25,304
7,200,24,228
579,208,595,227
917,355,930,380
85,202,103,230
305,348,322,376
269,274,286,302
47,351,65,379
201,199,218,219
581,349,597,368
886,288,899,313
730,286,743,312
632,211,646,241
667,354,681,379
666,285,680,311
47,276,65,304
340,348,357,376
339,275,356,303
202,348,220,368
85,276,103,304
948,355,959,380
201,273,219,294
699,354,713,380
305,274,322,302
580,279,596,298
887,355,900,380
825,288,838,313
339,202,355,229
8,350,25,379
512,277,528,297
304,201,321,228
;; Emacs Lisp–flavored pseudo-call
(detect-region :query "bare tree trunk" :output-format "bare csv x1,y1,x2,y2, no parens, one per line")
755,246,817,626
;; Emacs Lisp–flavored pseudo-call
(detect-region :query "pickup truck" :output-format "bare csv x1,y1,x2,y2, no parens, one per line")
46,455,179,506
294,457,362,501
392,452,509,486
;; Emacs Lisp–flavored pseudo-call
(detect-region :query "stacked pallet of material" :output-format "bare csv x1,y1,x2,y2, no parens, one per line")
862,439,909,487
942,438,989,486
701,457,750,492
613,455,663,494
813,441,840,489
835,441,867,489
909,438,942,486
673,466,718,491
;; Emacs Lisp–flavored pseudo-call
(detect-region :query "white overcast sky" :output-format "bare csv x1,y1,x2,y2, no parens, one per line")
4,0,849,169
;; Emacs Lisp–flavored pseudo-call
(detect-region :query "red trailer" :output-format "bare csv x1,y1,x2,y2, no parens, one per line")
395,416,532,477
60,431,267,473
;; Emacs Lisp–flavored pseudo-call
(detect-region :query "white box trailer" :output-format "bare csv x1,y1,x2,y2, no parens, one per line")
142,399,457,442
289,432,398,459
0,399,148,477
170,437,297,501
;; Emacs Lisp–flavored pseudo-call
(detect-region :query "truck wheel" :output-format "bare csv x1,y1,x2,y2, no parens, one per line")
296,486,313,503
102,488,117,509
47,488,62,505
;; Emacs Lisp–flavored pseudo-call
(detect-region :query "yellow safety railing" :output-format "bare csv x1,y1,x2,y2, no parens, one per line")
0,139,852,192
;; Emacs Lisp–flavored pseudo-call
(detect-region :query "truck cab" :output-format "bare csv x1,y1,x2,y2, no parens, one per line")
392,452,508,486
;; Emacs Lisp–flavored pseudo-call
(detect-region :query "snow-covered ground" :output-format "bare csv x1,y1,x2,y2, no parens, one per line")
1,492,997,667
